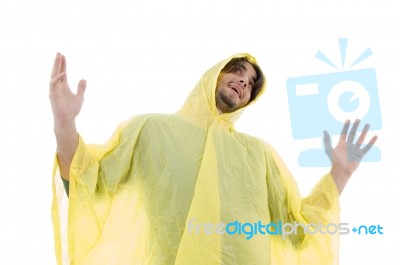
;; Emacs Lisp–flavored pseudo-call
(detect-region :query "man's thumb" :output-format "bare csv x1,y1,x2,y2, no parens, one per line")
77,79,87,98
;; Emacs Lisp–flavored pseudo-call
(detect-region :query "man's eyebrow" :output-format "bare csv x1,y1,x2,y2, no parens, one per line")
238,64,247,72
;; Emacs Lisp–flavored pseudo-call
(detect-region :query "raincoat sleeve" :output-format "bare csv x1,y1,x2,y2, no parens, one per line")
51,116,146,265
264,143,340,265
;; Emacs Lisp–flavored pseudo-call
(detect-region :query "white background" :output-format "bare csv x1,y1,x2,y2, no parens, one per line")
0,0,399,264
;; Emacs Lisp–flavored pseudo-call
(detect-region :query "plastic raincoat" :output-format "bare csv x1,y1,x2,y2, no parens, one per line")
52,53,340,265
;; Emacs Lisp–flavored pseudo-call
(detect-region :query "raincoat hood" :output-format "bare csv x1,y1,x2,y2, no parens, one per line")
178,53,266,126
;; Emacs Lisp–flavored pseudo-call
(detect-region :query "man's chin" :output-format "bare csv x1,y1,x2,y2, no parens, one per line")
216,92,242,113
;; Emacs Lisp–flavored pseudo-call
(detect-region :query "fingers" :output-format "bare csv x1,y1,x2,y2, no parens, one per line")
323,130,333,161
355,123,370,146
50,72,66,90
347,119,360,143
77,80,87,99
60,54,66,75
51,53,61,79
340,120,351,141
344,119,378,156
50,53,68,81
361,135,378,155
59,55,68,82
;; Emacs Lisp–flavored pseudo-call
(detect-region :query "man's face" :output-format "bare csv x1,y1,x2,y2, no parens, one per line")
215,62,257,114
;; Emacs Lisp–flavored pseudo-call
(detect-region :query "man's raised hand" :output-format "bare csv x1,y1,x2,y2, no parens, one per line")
323,119,378,194
49,53,86,125
50,53,86,180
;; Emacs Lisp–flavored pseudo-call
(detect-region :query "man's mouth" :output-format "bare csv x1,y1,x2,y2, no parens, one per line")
229,83,243,99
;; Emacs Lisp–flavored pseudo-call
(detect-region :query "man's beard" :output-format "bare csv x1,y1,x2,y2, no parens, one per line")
216,89,238,113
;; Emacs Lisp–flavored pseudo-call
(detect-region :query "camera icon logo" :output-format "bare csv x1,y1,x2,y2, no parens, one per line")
286,38,382,167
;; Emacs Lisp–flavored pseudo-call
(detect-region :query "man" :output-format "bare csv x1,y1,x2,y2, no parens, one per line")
50,52,377,265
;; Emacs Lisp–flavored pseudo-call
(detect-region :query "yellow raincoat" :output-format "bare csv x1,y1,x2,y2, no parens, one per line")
52,53,340,265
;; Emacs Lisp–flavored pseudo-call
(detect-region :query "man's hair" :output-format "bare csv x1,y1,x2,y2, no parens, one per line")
220,57,265,102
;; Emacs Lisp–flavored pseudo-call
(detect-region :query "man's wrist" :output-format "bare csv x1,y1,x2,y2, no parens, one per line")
330,167,351,195
330,166,351,181
54,118,76,133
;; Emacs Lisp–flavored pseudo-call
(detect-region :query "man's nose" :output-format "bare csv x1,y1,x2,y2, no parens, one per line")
239,78,249,88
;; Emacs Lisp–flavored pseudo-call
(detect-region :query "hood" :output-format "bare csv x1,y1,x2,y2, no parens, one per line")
177,53,266,128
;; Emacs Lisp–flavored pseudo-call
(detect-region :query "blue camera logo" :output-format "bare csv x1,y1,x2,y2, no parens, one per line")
286,38,382,167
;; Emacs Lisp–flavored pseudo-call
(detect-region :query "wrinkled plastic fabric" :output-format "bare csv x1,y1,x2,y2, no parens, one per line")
51,53,340,265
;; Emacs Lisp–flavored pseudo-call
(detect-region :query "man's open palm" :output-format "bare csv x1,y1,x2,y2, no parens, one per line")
324,119,378,178
49,53,86,124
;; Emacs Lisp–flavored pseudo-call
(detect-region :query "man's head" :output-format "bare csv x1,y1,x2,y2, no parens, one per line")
215,57,265,114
